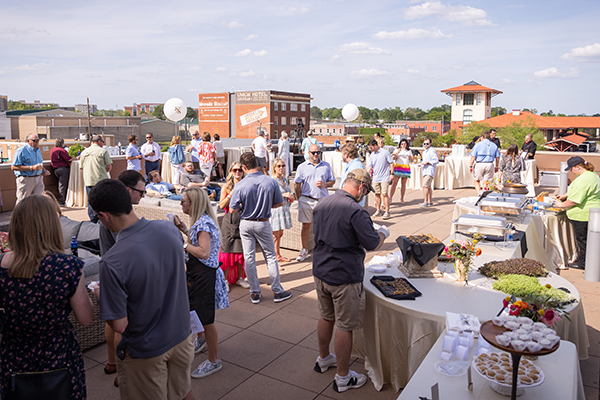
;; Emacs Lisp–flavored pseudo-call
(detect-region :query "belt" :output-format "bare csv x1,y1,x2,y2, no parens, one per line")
20,175,41,178
243,218,269,222
476,161,493,164
303,195,319,201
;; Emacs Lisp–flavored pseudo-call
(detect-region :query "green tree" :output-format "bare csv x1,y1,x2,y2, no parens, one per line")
496,117,544,150
358,106,372,122
152,104,165,120
380,107,403,122
413,132,439,146
404,107,426,120
186,107,197,119
310,106,322,120
322,107,342,120
432,130,457,148
491,107,507,117
123,110,131,116
541,110,555,117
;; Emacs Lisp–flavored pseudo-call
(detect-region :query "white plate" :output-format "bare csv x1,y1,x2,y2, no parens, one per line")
434,361,470,377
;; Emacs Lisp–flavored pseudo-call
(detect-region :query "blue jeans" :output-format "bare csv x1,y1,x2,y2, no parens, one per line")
206,185,221,200
86,186,95,221
144,160,160,183
239,219,284,294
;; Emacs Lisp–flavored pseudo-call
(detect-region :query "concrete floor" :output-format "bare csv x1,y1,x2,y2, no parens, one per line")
5,185,597,399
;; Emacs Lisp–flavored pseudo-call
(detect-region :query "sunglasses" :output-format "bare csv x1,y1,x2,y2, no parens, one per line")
310,151,321,155
232,168,242,172
30,139,40,143
128,186,146,196
276,164,285,168
424,143,431,146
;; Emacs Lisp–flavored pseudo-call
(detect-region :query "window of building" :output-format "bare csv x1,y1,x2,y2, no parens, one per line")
486,93,491,106
476,93,482,106
274,102,278,111
433,126,437,131
290,103,298,112
141,105,146,112
274,131,278,137
456,93,461,106
281,117,286,125
463,109,473,125
149,106,155,113
319,128,323,134
291,117,297,125
463,93,474,106
274,116,278,125
281,103,286,111
327,128,330,134
301,104,306,112
333,129,336,134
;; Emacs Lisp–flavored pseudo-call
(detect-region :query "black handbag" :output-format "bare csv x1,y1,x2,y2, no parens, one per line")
6,367,72,400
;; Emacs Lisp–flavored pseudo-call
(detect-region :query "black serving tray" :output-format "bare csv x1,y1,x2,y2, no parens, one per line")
370,275,422,300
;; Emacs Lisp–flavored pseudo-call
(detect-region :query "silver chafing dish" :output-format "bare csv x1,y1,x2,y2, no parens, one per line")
452,214,510,237
474,191,531,215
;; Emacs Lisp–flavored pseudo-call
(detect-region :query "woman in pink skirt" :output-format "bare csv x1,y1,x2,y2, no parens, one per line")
389,138,414,204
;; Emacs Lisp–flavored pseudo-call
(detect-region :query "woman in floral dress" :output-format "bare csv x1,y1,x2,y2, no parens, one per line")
499,144,525,187
270,158,294,263
218,162,249,288
177,187,229,379
197,131,217,179
0,195,93,399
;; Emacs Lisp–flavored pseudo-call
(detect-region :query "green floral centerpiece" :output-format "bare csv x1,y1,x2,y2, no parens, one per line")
492,274,575,304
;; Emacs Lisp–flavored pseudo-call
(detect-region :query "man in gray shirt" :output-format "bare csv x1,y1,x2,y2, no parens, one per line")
90,179,194,400
229,152,293,305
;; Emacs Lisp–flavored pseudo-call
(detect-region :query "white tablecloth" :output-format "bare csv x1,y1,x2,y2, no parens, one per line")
353,229,588,391
406,162,446,190
321,151,344,178
161,151,192,184
65,160,87,208
443,156,537,194
398,335,584,400
224,147,253,173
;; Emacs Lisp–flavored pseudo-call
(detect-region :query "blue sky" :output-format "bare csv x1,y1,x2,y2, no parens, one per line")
1,0,599,115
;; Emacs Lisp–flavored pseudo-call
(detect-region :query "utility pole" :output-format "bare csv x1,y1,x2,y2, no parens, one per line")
87,97,92,144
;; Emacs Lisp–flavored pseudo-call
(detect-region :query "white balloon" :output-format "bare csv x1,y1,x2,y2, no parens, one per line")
164,98,187,122
342,103,359,122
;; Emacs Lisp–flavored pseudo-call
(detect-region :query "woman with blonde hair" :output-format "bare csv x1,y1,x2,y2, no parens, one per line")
176,187,228,378
0,195,93,399
389,139,413,204
218,162,249,287
168,135,185,185
270,158,294,263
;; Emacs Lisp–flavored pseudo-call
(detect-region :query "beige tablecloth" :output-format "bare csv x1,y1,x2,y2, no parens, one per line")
224,147,253,173
398,335,584,400
353,232,588,392
161,151,193,184
406,162,446,190
444,156,537,193
321,151,344,178
65,160,87,208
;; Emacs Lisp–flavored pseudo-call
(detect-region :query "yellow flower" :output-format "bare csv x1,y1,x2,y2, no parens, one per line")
450,239,454,243
545,283,551,289
505,296,511,302
473,240,478,244
538,309,545,316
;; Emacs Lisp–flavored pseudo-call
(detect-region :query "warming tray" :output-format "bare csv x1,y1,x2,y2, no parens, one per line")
453,214,508,236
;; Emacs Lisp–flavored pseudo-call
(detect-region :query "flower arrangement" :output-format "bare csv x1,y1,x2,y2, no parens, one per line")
502,292,568,327
444,238,482,284
483,178,502,192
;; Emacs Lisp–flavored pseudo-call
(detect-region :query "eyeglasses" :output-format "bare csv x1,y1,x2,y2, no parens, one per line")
232,168,242,173
424,143,431,146
276,165,285,168
128,186,146,196
29,139,40,143
146,136,152,139
310,151,321,155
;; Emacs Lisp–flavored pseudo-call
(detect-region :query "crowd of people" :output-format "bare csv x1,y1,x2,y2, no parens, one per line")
5,127,600,398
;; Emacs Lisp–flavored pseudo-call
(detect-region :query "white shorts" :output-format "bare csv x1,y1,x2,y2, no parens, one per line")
298,195,319,223
473,163,494,181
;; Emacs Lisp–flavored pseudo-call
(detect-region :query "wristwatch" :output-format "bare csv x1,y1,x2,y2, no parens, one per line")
183,243,189,250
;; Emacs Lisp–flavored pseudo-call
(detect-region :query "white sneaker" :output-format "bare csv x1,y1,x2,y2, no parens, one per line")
191,359,222,378
372,210,382,217
296,248,310,262
236,278,250,289
314,353,337,373
333,370,367,392
193,337,207,354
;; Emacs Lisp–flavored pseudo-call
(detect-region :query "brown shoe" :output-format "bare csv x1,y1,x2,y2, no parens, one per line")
104,363,117,375
114,376,119,387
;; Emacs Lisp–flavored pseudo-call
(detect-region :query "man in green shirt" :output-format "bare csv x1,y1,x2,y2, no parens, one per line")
80,135,113,221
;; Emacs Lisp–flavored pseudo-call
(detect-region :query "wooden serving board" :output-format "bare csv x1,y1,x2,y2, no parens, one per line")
479,321,559,357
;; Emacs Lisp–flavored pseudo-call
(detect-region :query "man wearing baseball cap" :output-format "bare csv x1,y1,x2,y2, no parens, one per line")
311,168,389,393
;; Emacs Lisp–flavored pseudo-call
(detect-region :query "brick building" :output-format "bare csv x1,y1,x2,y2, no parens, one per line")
441,81,502,131
197,90,311,139
124,103,163,116
310,122,358,136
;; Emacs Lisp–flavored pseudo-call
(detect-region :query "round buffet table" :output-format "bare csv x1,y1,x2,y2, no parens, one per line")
352,239,589,392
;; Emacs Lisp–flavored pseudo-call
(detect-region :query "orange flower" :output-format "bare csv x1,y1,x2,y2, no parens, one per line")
514,301,529,310
476,248,482,256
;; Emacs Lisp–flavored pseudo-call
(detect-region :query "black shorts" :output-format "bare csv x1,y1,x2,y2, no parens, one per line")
186,256,216,326
256,157,267,168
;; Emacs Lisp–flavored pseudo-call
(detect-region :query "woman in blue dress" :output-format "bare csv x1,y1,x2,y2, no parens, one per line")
177,187,229,379
0,195,93,399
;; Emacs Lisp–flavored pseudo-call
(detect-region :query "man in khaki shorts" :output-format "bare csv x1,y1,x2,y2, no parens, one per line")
312,169,388,393
367,139,393,219
420,139,439,207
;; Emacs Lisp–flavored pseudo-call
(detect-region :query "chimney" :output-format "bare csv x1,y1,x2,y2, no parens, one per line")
512,109,520,116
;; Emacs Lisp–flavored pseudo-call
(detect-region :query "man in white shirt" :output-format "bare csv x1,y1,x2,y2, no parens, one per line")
140,132,162,183
125,135,143,171
420,139,439,207
251,131,271,173
186,131,201,162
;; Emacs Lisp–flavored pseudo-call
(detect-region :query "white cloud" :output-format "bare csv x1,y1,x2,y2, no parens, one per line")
254,50,268,57
0,63,53,75
215,67,227,72
286,6,309,14
533,67,580,79
339,42,391,55
406,69,420,75
330,54,340,64
404,1,493,26
238,70,256,77
228,21,244,29
350,69,391,79
244,34,258,41
501,78,516,84
373,28,452,40
234,49,252,57
561,42,600,63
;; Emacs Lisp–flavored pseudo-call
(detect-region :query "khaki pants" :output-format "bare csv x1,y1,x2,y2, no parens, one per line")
16,175,44,204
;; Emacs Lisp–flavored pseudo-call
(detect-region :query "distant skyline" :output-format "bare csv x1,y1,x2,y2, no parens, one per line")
2,1,599,116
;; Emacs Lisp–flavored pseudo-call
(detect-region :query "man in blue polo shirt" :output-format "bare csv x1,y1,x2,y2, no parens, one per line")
11,133,51,204
469,130,501,193
229,152,293,305
366,139,393,219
